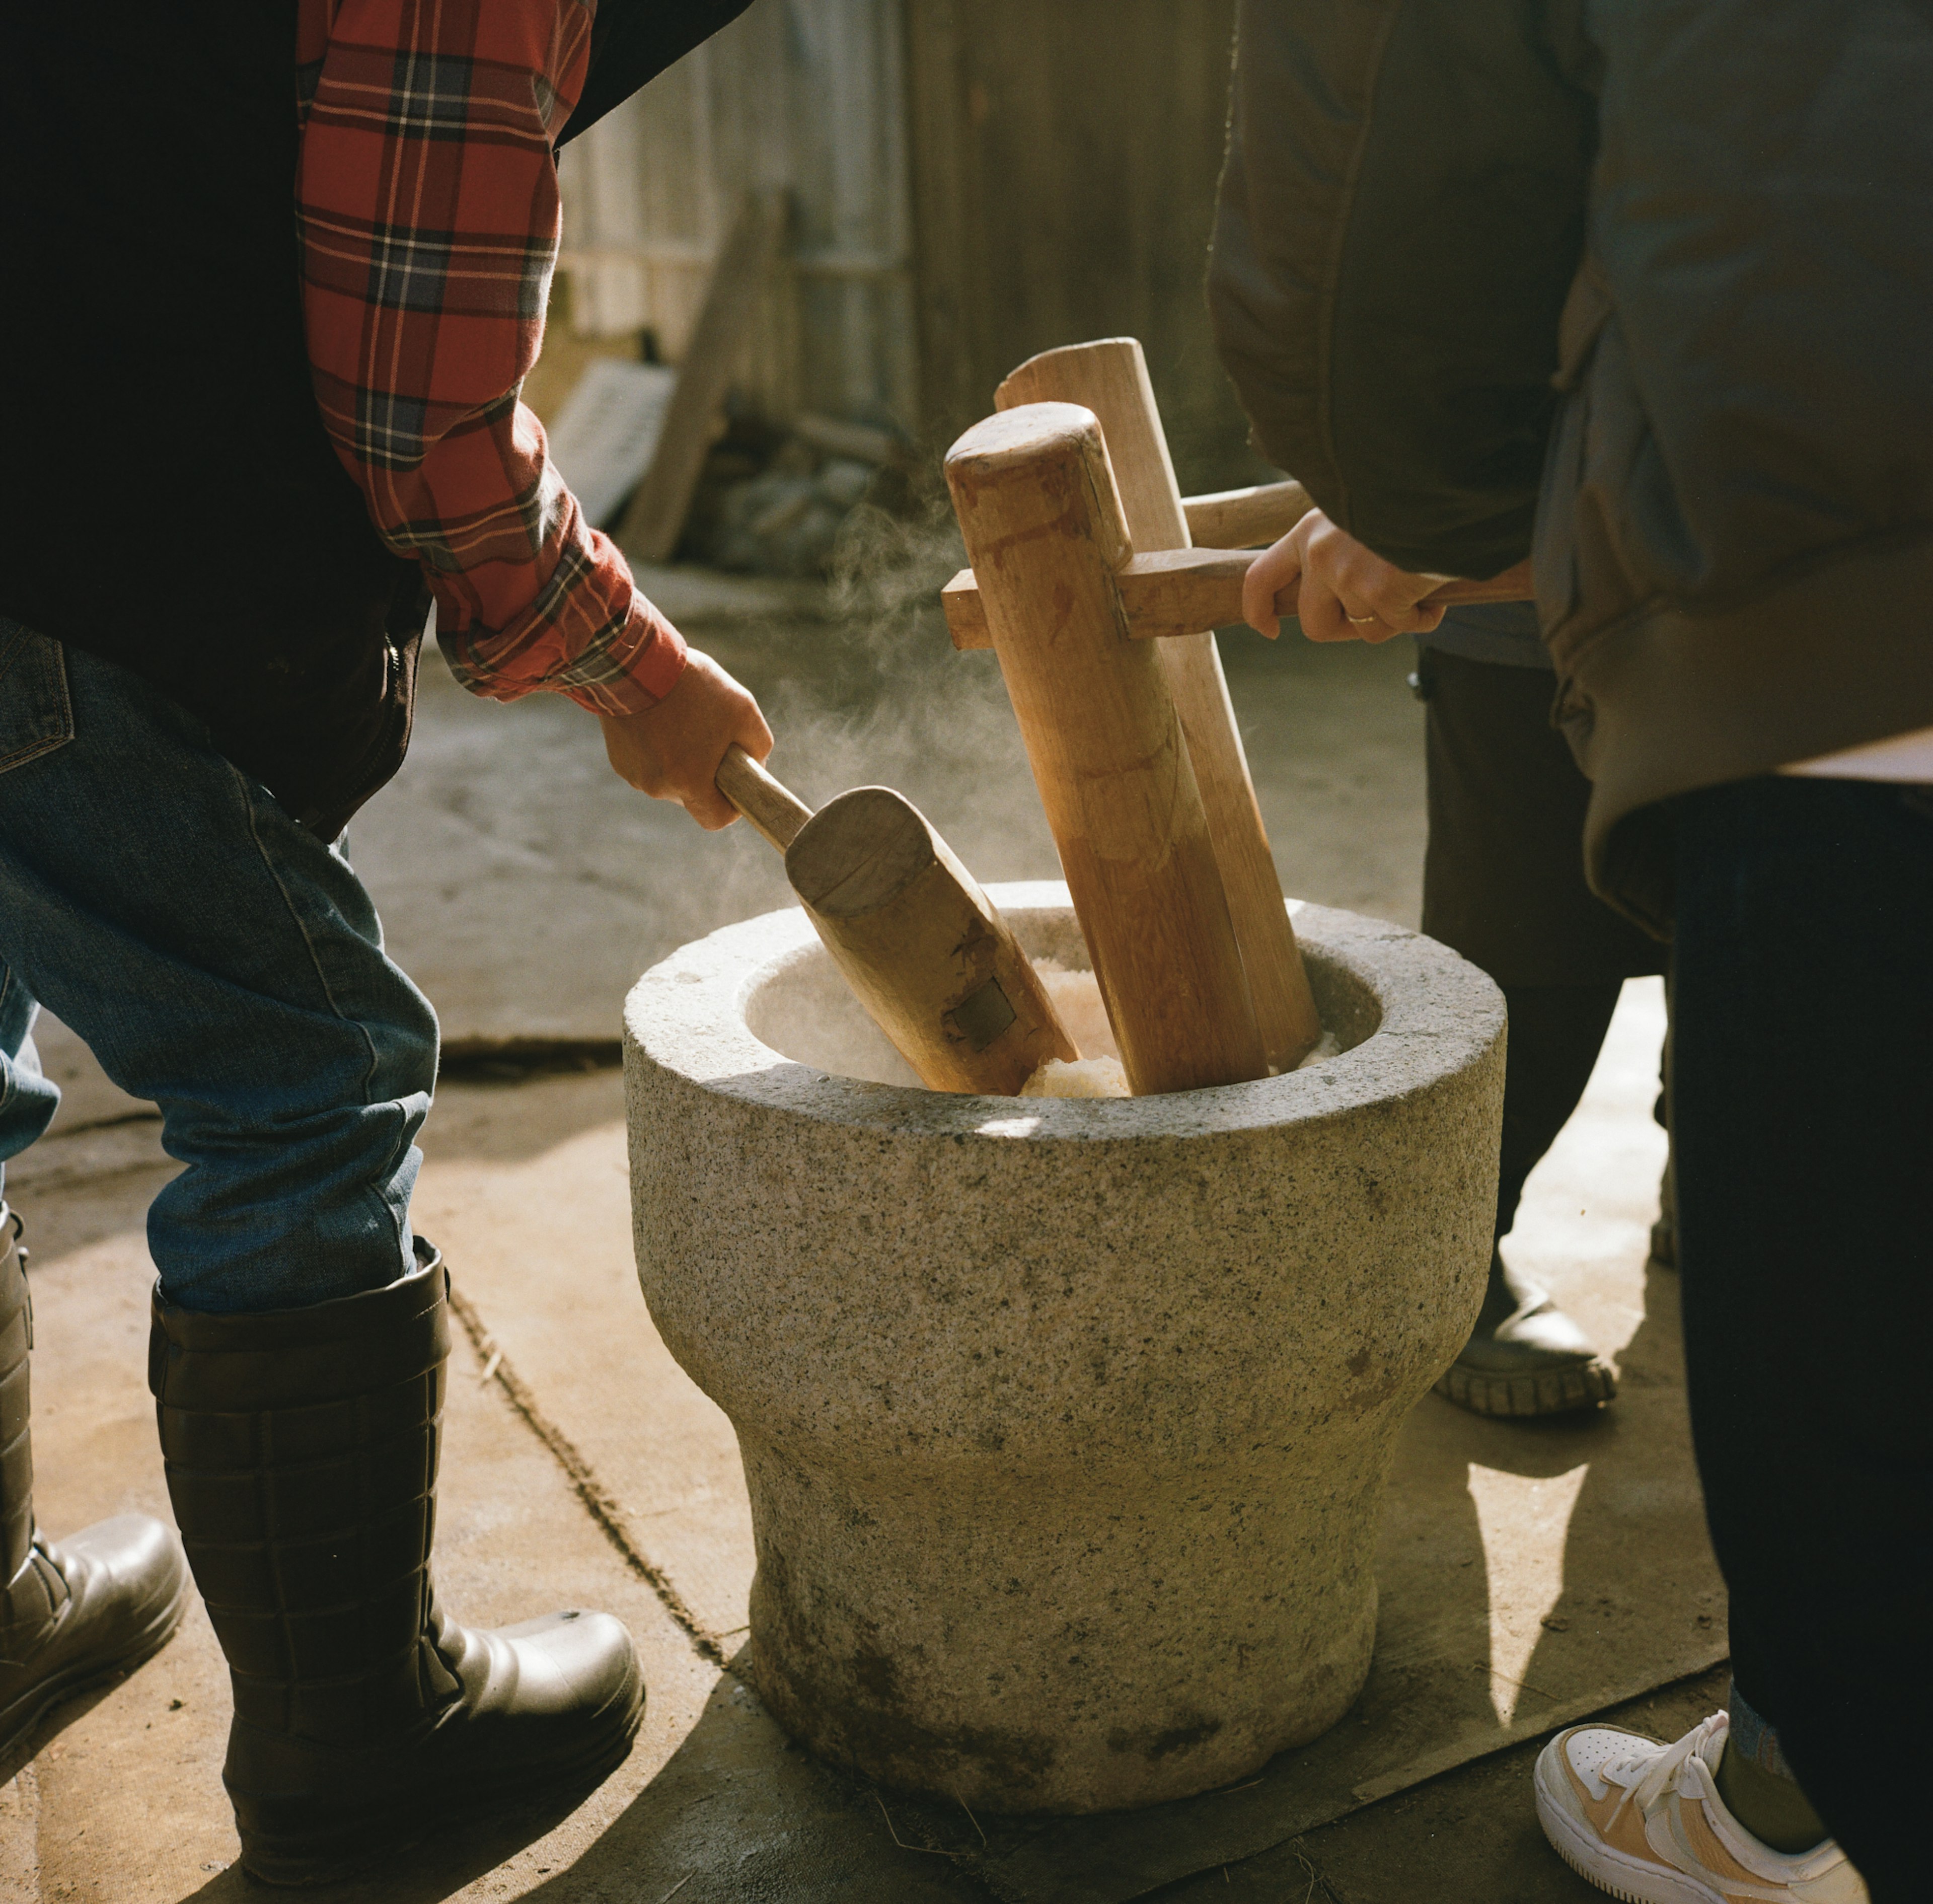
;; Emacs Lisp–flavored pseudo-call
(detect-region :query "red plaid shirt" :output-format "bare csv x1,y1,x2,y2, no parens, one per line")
295,0,685,714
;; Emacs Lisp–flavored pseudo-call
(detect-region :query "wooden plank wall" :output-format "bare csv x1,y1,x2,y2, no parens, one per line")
557,0,1266,489
558,0,916,430
905,0,1266,491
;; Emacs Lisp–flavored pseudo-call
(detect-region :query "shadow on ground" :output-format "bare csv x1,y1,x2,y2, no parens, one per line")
152,1667,986,1904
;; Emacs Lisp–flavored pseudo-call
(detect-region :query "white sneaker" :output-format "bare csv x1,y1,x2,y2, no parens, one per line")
1534,1712,1869,1903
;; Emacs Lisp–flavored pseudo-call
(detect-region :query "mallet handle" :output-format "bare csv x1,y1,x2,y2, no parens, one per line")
944,551,1534,651
716,744,813,853
1181,479,1314,549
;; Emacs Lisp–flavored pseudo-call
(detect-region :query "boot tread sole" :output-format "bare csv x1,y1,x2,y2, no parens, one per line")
1435,1354,1617,1418
233,1662,645,1887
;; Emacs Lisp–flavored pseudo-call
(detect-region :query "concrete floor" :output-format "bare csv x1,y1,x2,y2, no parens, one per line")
3,567,1715,1901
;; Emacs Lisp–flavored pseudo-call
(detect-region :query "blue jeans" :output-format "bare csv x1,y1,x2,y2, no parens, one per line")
0,618,436,1313
1673,775,1931,1902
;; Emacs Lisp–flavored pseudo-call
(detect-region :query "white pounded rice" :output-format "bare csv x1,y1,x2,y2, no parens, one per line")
1023,962,1335,1096
1020,1055,1132,1099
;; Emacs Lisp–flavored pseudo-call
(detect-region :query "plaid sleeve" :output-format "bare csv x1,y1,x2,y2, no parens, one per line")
295,0,685,715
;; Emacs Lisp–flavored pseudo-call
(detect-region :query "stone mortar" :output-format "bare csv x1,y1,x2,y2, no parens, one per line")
624,883,1503,1812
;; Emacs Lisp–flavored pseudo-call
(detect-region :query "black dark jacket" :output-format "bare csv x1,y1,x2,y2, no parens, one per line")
0,2,745,840
1209,0,1933,929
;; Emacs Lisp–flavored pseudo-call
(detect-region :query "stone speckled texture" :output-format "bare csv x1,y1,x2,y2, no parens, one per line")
624,884,1505,1814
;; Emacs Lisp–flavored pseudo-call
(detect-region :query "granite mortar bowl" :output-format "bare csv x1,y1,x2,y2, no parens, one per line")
623,882,1504,1812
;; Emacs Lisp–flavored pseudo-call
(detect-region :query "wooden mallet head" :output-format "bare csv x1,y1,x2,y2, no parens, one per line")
716,746,1077,1095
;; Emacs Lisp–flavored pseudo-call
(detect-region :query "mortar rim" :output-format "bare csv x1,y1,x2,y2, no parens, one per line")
623,881,1504,1145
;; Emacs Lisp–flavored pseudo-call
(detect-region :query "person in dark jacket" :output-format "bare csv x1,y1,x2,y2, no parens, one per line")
0,0,757,1882
1209,3,1931,1899
1243,510,1667,1422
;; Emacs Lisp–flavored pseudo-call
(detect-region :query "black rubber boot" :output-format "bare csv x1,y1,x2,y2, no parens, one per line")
1434,1248,1617,1418
0,1204,189,1767
148,1243,643,1886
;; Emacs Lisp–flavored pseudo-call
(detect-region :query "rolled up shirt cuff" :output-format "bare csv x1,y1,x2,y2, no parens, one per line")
551,595,689,717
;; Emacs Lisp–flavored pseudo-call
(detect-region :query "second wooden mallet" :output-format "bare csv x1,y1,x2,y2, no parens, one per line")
714,746,1078,1095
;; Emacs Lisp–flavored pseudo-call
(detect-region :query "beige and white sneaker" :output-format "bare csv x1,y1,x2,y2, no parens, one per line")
1534,1713,1868,1903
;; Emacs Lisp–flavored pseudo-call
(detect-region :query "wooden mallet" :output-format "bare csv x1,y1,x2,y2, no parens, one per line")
713,746,1078,1095
940,387,1532,1096
993,339,1324,1076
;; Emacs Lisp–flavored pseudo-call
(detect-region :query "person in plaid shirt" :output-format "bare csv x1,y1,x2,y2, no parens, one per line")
298,0,769,822
0,0,758,1880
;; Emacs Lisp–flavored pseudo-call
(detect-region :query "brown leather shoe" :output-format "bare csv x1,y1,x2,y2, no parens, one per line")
1,1205,189,1767
148,1242,643,1886
1434,1248,1617,1418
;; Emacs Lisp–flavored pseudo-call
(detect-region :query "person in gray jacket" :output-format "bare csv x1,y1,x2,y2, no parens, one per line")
1209,4,1931,1900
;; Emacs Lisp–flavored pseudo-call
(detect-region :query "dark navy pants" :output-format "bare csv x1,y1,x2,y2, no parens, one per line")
1673,775,1931,1901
